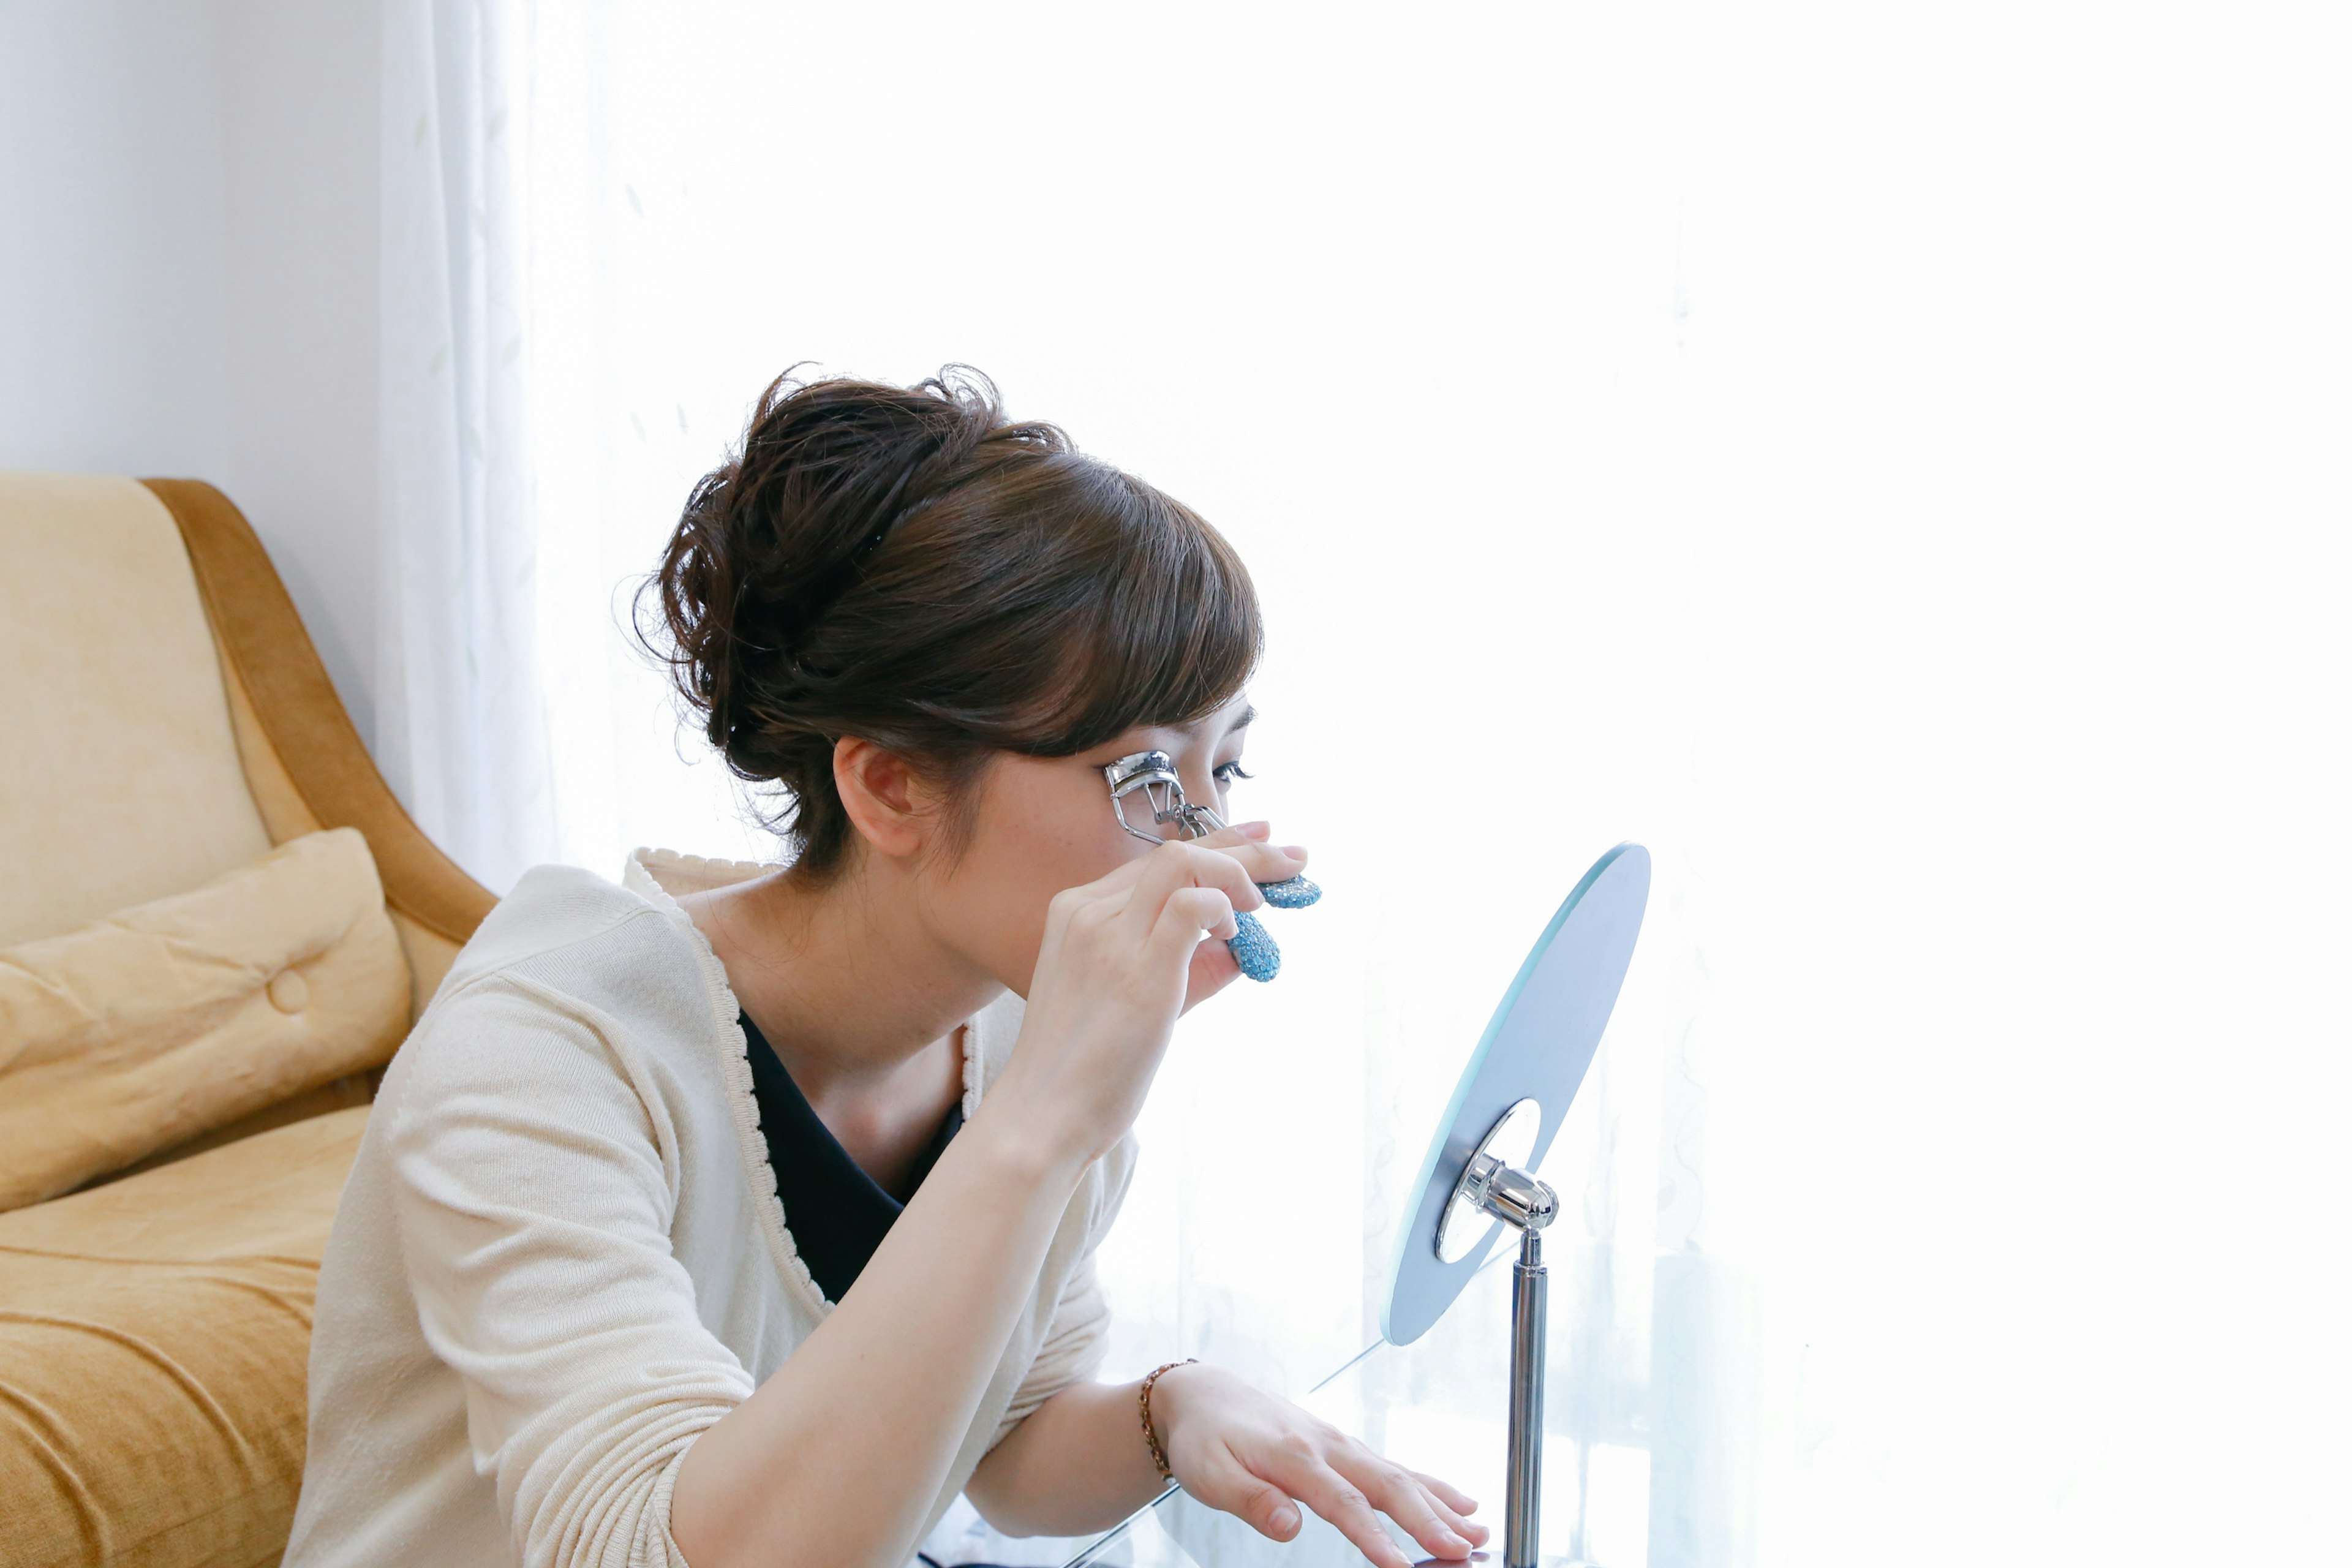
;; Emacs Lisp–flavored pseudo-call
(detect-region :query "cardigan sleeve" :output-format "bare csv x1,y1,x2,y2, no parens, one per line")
995,1252,1111,1440
384,973,756,1568
991,1131,1140,1442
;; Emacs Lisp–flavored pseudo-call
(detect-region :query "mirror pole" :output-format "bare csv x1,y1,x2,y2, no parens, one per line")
1506,1224,1547,1568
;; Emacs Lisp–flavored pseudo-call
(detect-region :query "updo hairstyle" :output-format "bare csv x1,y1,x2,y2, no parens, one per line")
641,366,1262,879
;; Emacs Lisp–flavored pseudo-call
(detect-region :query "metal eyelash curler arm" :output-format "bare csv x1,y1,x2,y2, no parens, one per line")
1102,750,1321,981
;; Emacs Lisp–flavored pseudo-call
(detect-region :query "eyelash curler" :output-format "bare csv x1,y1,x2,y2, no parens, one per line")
1103,750,1321,982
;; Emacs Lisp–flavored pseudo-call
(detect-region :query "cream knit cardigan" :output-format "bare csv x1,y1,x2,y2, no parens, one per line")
284,849,1135,1568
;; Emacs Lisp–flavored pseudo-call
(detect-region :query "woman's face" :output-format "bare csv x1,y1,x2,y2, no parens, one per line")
921,691,1268,998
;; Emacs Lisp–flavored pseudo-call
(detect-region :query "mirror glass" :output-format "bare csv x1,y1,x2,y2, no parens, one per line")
1380,842,1651,1345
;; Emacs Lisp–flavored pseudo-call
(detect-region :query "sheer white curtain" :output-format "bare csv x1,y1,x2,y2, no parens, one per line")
378,0,556,891
486,6,2348,1566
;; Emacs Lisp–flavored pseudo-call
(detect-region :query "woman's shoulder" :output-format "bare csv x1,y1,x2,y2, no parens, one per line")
412,861,729,1055
385,861,736,1119
439,861,685,992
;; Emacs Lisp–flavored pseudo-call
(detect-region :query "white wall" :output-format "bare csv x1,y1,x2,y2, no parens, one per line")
0,0,382,742
0,2,232,477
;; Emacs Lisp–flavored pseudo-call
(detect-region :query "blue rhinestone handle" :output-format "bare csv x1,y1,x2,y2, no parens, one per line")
1256,875,1322,910
1227,911,1282,981
1224,875,1324,981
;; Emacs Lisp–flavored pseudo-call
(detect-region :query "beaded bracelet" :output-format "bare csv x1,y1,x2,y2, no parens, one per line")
1139,1359,1198,1479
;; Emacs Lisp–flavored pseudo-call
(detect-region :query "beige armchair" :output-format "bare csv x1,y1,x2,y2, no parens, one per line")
0,473,493,1566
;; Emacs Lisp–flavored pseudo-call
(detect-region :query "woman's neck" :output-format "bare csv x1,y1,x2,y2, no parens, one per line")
680,860,1000,1106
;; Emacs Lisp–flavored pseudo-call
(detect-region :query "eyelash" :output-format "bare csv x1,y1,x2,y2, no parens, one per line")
1214,761,1254,786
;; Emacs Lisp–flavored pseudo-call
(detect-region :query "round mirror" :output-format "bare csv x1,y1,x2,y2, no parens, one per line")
1380,842,1651,1346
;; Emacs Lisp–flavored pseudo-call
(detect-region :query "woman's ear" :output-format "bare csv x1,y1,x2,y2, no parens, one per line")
833,737,930,861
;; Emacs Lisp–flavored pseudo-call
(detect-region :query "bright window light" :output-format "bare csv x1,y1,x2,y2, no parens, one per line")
515,7,2350,1563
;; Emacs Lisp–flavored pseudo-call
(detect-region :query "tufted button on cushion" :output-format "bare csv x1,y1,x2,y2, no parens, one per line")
0,827,407,1211
266,968,311,1014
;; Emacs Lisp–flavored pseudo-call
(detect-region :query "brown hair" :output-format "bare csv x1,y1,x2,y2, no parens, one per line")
641,366,1262,878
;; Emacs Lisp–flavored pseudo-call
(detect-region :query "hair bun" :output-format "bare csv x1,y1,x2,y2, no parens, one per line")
641,365,1262,878
722,366,1023,661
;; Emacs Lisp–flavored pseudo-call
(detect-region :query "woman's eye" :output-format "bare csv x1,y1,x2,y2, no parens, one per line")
1214,760,1254,786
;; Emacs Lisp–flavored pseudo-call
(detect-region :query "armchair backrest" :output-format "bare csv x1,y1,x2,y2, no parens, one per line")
0,472,492,1023
1,473,277,944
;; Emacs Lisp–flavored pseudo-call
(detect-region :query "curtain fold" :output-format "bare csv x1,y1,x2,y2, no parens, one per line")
377,0,554,892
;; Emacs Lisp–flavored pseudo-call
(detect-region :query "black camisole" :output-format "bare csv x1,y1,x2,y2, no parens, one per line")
738,1011,963,1303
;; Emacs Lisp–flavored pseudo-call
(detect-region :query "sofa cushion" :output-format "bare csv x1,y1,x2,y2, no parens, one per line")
0,1105,368,1568
0,829,409,1212
0,472,275,949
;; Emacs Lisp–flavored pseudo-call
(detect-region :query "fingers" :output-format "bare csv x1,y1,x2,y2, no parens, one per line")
1335,1455,1479,1563
1049,842,1247,946
1080,826,1306,928
1218,840,1314,886
1180,821,1311,884
1242,1444,1481,1568
1120,842,1259,944
1190,819,1270,847
1408,1485,1487,1548
1409,1469,1484,1526
1182,1442,1305,1544
1039,884,1091,943
1159,1368,1481,1567
1280,1460,1419,1568
1178,929,1243,1014
1379,1473,1485,1556
1152,886,1238,974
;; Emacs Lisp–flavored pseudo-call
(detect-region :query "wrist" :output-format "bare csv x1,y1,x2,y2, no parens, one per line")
965,1054,1122,1174
959,1099,1093,1193
1142,1359,1218,1457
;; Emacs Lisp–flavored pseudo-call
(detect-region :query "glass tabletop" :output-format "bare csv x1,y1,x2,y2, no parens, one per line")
921,1233,1683,1568
1057,1251,1519,1568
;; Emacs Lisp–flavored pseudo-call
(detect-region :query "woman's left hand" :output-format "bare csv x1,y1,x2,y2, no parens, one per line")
1153,1363,1487,1568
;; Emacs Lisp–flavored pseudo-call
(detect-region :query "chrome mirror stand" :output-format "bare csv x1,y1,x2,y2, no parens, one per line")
1441,1100,1559,1568
1385,845,1650,1568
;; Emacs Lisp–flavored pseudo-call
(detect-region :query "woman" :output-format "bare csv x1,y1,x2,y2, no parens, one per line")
286,369,1487,1568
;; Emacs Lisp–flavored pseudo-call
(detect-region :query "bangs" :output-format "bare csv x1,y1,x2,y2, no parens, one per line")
856,454,1263,761
1017,464,1264,756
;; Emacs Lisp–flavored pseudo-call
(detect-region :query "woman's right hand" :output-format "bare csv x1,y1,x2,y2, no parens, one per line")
1174,822,1311,1015
987,835,1308,1167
